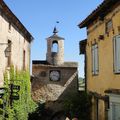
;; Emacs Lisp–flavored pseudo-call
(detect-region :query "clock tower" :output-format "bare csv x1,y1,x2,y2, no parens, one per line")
46,27,64,66
32,27,78,118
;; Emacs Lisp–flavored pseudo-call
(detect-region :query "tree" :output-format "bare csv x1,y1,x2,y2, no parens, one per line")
63,92,92,120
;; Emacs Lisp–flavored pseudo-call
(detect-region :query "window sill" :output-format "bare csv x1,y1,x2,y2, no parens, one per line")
114,72,120,75
92,74,99,76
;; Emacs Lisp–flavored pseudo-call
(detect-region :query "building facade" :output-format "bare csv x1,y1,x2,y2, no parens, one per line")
0,0,33,87
32,28,78,116
79,0,120,120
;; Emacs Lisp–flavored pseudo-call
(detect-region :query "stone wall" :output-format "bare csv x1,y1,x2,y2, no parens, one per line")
32,64,78,102
46,37,64,65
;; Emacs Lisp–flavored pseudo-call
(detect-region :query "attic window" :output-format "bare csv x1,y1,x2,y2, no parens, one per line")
106,19,112,33
9,22,11,31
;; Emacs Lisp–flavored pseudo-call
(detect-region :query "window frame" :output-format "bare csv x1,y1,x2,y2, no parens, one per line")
91,43,99,75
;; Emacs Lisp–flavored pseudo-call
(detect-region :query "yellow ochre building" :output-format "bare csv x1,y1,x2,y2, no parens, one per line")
79,0,120,120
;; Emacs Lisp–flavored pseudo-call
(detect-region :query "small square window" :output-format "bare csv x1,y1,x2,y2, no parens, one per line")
40,71,46,77
106,19,112,33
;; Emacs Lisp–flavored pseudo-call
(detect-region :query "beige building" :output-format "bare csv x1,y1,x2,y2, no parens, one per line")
79,0,120,120
0,0,33,86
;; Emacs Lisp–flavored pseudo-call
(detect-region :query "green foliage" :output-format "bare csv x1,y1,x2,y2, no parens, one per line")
28,102,46,120
28,102,54,120
0,65,37,120
63,92,92,120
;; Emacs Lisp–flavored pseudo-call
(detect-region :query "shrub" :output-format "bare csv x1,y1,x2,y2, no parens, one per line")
0,65,37,120
63,92,92,120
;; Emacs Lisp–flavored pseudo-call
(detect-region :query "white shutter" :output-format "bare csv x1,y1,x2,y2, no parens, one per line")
114,37,117,72
114,35,120,73
94,44,99,74
92,45,95,74
92,44,99,75
112,103,120,120
108,95,120,120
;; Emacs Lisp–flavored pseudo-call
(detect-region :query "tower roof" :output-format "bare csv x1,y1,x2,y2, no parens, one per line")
47,27,65,40
53,27,58,34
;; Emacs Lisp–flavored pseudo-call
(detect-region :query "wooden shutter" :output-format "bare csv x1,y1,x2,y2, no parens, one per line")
114,35,120,73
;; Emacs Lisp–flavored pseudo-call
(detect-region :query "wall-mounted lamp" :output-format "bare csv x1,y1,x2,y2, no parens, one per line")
0,43,11,57
4,45,11,57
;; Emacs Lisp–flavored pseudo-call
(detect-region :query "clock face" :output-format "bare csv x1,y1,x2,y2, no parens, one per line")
49,70,60,81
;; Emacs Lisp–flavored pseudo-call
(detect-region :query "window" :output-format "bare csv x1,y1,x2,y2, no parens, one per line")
40,71,46,77
106,19,112,33
52,41,58,53
108,95,120,120
92,44,99,75
7,40,11,67
9,22,11,31
23,50,25,70
113,35,120,73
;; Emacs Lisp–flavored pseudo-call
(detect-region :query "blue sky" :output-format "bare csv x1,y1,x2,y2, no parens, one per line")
4,0,103,77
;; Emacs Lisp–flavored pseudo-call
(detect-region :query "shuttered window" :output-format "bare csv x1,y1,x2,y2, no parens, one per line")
92,44,99,75
114,35,120,73
111,103,120,120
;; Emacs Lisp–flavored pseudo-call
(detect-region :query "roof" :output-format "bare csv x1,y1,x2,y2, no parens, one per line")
47,27,64,40
79,39,87,54
47,34,65,40
78,0,120,28
32,60,78,68
32,60,49,65
0,0,33,42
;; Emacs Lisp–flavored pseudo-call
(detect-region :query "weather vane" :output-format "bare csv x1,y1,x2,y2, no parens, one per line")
53,21,60,34
55,21,60,26
56,21,59,24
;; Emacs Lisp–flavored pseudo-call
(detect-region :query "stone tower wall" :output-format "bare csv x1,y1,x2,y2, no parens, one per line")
46,39,64,65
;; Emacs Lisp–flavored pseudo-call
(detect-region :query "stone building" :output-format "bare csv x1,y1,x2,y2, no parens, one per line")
79,0,120,120
32,27,78,114
0,0,33,86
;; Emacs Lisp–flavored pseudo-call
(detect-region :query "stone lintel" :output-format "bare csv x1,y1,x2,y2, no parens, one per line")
105,89,120,95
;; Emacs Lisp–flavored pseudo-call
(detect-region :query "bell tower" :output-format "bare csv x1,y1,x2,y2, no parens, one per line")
46,27,64,65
